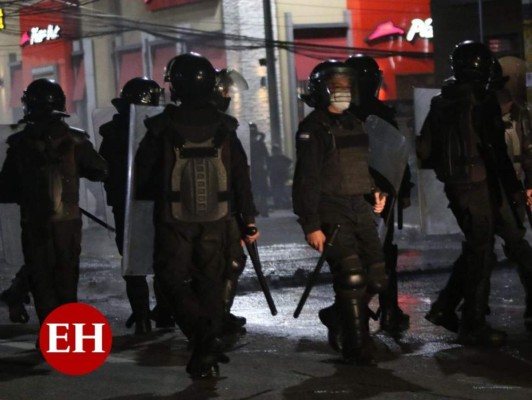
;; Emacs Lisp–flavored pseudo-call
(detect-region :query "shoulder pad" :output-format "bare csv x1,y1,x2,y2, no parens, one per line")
144,109,168,133
299,109,329,132
6,131,25,146
68,126,90,142
219,112,239,132
98,120,114,137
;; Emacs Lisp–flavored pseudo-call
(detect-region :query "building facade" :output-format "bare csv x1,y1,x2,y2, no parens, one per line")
0,0,530,157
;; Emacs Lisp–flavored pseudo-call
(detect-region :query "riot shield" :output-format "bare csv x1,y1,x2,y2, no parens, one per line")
414,87,460,235
66,112,109,233
364,115,409,241
122,104,165,276
90,107,117,236
0,123,25,266
365,114,409,196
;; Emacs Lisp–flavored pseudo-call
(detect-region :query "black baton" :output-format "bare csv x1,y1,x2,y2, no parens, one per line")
293,224,341,319
80,207,116,232
244,226,278,316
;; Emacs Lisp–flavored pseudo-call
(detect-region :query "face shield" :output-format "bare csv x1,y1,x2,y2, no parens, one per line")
214,69,249,111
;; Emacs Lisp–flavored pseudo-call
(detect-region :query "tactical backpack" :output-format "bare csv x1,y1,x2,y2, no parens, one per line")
425,94,486,184
169,127,230,222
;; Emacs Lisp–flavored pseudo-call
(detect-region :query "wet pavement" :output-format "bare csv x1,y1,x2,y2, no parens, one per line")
1,210,532,399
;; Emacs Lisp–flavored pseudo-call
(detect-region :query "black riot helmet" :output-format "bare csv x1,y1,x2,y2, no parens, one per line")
121,77,162,106
112,77,162,114
488,58,509,91
21,78,66,121
213,68,249,111
299,59,357,109
163,52,216,104
345,54,382,100
451,40,493,86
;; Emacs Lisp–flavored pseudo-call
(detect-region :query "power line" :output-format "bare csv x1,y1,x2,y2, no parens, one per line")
0,0,433,59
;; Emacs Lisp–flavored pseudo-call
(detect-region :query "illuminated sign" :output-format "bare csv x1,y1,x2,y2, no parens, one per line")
367,21,405,42
367,18,433,43
20,24,61,47
406,18,433,41
0,8,4,30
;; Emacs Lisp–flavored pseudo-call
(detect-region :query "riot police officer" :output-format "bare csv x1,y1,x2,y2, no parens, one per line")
344,54,412,334
0,78,108,329
99,77,173,335
423,58,532,334
293,60,388,365
417,41,525,346
135,53,259,379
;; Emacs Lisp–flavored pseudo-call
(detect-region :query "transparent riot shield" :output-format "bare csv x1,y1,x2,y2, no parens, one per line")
90,107,117,236
364,115,409,241
0,123,25,266
365,114,409,196
414,88,460,235
122,105,164,276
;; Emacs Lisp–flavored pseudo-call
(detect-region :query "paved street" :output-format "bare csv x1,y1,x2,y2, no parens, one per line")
1,210,531,399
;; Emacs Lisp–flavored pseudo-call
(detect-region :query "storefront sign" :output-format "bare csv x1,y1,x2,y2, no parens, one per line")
406,18,433,41
0,7,4,30
367,18,433,43
20,24,61,47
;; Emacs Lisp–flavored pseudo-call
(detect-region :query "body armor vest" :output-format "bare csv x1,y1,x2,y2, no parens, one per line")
321,118,373,196
429,90,487,184
16,124,82,222
169,130,229,222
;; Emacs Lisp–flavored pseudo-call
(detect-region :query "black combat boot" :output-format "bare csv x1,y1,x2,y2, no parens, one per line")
150,305,175,328
318,303,343,352
379,245,410,333
339,298,376,366
425,253,466,333
457,251,506,347
186,324,230,380
505,241,532,332
425,292,460,333
151,278,175,328
1,287,30,324
125,276,151,335
221,279,246,336
1,265,31,324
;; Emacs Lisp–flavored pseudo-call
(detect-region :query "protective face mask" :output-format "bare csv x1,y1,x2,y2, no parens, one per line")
330,90,351,111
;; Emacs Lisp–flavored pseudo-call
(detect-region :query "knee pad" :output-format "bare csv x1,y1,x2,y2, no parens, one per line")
333,255,366,293
367,261,388,294
225,253,247,280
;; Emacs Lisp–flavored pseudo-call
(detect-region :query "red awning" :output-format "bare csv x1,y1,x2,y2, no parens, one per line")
10,66,23,108
72,62,86,101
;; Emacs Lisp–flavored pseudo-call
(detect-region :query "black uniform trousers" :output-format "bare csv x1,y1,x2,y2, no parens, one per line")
21,219,82,324
153,220,226,339
441,180,532,316
444,180,498,327
320,196,384,299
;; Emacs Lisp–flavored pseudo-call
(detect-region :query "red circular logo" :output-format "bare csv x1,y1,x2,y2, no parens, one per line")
39,303,112,375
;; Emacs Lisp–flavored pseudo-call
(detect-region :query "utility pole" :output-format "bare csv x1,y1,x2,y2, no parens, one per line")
263,0,282,148
478,0,484,43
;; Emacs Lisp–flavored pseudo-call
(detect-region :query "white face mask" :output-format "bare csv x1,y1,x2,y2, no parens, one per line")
330,90,351,112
